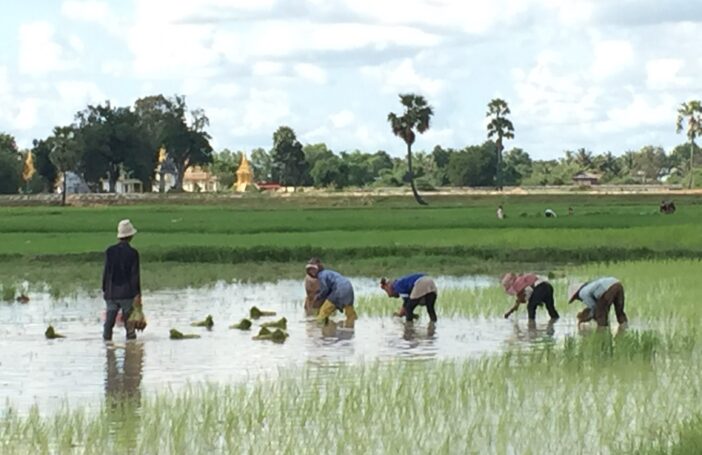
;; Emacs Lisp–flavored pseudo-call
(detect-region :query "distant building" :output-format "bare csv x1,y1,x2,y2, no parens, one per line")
572,172,600,186
55,171,90,194
182,166,220,192
234,154,257,192
100,178,143,194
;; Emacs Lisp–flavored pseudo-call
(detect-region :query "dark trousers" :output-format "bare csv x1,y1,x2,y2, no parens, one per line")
594,283,627,326
405,292,438,322
104,299,136,341
527,282,559,320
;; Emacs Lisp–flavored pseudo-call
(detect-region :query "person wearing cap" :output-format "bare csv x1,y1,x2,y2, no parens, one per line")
304,258,322,315
568,277,627,327
502,273,559,321
102,219,141,341
380,273,438,322
305,261,356,325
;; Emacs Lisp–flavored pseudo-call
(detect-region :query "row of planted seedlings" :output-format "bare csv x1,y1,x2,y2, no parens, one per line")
2,327,701,454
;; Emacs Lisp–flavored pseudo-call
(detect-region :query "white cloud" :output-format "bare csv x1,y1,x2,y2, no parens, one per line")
15,99,41,130
61,0,110,23
253,61,284,77
231,89,291,134
646,58,687,90
591,39,634,79
55,81,106,106
18,22,73,75
605,94,676,129
361,58,443,96
330,110,355,128
294,63,327,84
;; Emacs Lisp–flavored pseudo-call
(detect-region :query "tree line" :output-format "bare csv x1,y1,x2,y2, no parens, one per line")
0,94,700,204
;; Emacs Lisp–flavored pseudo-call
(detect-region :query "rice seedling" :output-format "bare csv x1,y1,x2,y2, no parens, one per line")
260,317,287,329
190,315,214,328
168,329,200,340
249,306,276,319
44,325,64,339
229,318,252,330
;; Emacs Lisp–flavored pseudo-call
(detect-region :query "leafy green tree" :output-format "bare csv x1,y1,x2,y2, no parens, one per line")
676,100,702,188
341,150,373,187
250,147,272,181
592,151,621,182
574,148,593,170
633,145,667,182
303,143,334,186
31,138,58,192
431,145,452,185
447,142,497,187
0,133,22,194
367,151,393,181
74,102,153,191
502,147,532,185
134,95,213,191
486,98,515,190
211,149,243,189
387,94,434,205
271,126,308,188
311,155,347,188
49,127,82,205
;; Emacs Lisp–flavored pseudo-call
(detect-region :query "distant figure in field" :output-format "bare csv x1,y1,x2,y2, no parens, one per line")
502,273,559,322
568,207,574,216
496,205,505,219
103,220,141,341
544,208,557,218
659,200,676,214
306,260,356,326
569,277,627,327
380,273,438,323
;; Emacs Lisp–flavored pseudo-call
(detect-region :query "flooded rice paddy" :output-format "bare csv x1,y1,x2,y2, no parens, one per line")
1,276,587,413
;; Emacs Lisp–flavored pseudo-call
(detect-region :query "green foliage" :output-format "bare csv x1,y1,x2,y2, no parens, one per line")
310,154,347,188
446,142,497,186
229,318,252,330
250,306,276,319
210,149,243,189
169,329,200,339
271,126,308,187
44,325,65,339
191,314,214,328
0,133,22,194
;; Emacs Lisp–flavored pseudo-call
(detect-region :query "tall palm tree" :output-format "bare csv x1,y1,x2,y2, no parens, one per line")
574,148,593,170
388,94,433,205
676,100,702,188
486,98,515,190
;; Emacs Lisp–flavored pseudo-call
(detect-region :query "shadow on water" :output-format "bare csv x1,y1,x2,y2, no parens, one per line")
104,341,144,450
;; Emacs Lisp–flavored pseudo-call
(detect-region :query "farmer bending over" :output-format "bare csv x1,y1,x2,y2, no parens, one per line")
380,273,438,322
102,219,141,341
304,258,322,316
569,277,627,327
306,260,356,325
502,273,559,321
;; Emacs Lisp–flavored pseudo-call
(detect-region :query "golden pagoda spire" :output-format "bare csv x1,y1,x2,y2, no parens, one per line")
22,151,36,182
234,153,255,192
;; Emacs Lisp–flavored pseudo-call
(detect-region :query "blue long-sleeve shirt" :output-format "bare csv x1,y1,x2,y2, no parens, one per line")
316,269,354,309
577,277,619,310
392,273,426,305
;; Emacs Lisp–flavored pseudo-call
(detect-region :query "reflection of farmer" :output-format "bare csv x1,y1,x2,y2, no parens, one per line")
380,273,438,322
569,277,627,327
103,220,141,341
304,258,322,316
502,273,559,321
105,342,144,451
105,342,144,401
305,260,356,325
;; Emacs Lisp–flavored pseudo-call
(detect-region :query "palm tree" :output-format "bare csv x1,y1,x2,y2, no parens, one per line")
574,148,593,170
675,100,702,188
486,98,515,190
388,94,433,205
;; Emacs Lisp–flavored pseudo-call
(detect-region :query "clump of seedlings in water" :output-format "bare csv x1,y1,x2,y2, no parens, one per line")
2,284,16,302
45,325,65,339
260,317,287,330
252,327,288,343
15,294,30,304
191,315,214,328
229,318,252,330
170,328,201,340
250,306,276,319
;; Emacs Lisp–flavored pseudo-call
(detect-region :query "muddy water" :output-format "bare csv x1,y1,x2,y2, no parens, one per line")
0,276,578,413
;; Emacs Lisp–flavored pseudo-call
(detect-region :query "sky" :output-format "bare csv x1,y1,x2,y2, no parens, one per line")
1,0,702,159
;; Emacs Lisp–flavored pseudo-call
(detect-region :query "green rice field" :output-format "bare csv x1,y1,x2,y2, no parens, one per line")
1,194,700,454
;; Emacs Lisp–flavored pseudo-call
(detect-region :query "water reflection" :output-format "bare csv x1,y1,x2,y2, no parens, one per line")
105,341,144,402
507,319,557,345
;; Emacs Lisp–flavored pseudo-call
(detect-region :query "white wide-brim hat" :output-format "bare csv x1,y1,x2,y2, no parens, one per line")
568,282,585,303
117,219,137,239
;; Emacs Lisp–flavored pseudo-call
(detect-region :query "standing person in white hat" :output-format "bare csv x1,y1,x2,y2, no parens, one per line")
102,219,141,341
568,277,627,327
